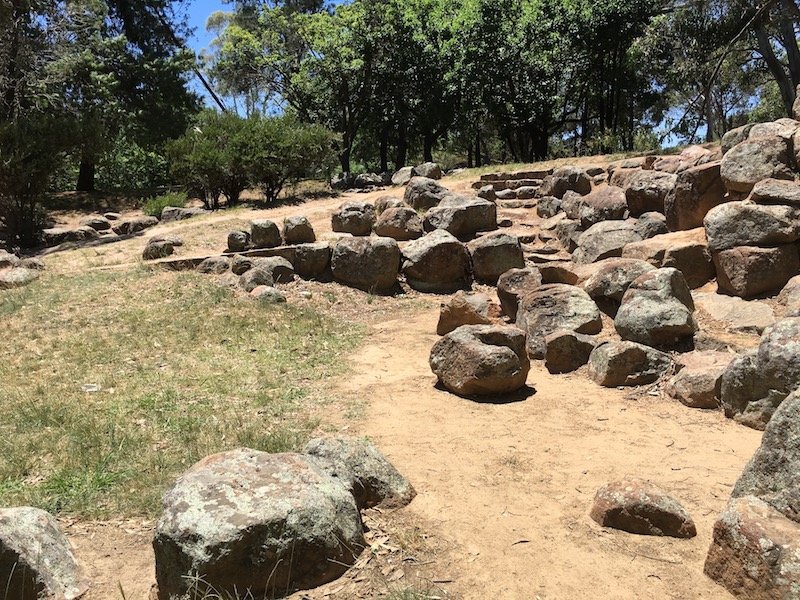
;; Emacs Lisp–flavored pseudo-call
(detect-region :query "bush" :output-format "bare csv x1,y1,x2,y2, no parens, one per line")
167,111,338,208
142,193,186,218
96,135,170,192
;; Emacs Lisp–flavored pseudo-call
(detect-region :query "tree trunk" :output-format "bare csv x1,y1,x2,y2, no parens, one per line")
467,141,473,169
705,84,715,143
532,128,548,161
379,125,389,173
394,121,408,171
475,128,482,167
339,147,351,174
77,158,96,192
423,131,433,163
756,22,794,115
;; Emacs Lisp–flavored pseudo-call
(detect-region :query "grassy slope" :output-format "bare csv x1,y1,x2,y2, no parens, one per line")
0,268,362,517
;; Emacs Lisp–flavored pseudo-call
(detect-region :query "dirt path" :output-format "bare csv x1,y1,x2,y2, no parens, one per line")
335,308,761,600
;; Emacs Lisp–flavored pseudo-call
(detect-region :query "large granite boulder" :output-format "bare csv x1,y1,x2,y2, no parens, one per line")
578,186,629,228
0,507,90,600
665,351,732,409
544,330,597,374
404,177,450,211
720,135,794,194
467,233,524,284
283,216,316,244
573,220,643,264
153,449,365,599
664,161,726,231
412,162,443,180
401,230,471,293
436,291,494,336
429,325,530,396
391,167,414,186
588,341,672,387
720,317,800,429
749,178,800,207
294,243,332,279
580,258,656,312
424,196,497,240
624,170,678,216
373,206,424,241
516,284,602,359
331,237,400,293
622,229,715,289
704,201,800,251
496,267,542,321
537,166,592,198
614,268,697,349
713,245,800,299
331,202,376,236
111,216,159,236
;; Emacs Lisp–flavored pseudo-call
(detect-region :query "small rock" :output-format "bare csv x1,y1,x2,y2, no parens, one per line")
588,341,672,387
250,285,287,303
665,351,732,409
467,233,524,284
227,230,250,253
251,220,282,249
332,202,376,236
79,215,112,231
0,267,40,289
544,330,596,374
283,216,317,244
590,479,696,538
437,291,494,336
142,239,174,261
196,256,231,275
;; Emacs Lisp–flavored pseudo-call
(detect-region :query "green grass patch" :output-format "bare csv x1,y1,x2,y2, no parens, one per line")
142,192,186,218
0,269,362,517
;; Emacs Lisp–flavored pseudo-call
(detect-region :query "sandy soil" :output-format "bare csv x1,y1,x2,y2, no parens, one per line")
41,167,766,599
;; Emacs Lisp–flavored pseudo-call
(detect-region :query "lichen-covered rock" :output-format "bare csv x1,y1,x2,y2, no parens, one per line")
624,170,678,216
404,177,450,211
750,178,800,207
588,341,672,387
401,230,471,293
720,135,794,194
496,267,543,321
250,220,282,249
238,257,294,292
713,245,800,299
331,237,400,293
516,284,602,359
412,162,443,180
294,243,331,279
250,285,287,303
665,351,732,409
160,207,206,222
424,196,497,240
374,196,405,215
0,268,40,290
429,325,530,396
573,220,643,264
304,437,416,510
467,233,524,284
142,239,175,261
0,250,19,270
374,206,424,241
153,449,365,599
331,202,376,236
79,215,112,231
111,216,159,236
0,506,90,600
590,479,696,538
537,196,562,218
578,186,628,228
544,330,596,374
720,318,800,429
537,166,591,199
580,258,656,309
227,230,250,253
635,212,669,239
621,228,715,289
704,201,800,252
196,256,231,275
391,167,414,186
437,291,494,335
283,216,316,244
615,268,697,349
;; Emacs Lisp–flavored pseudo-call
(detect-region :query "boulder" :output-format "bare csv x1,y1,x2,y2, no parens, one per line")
588,341,672,387
694,292,775,334
496,189,517,201
721,124,754,155
227,230,250,253
0,268,40,289
142,239,175,261
538,166,592,198
424,196,497,240
555,219,583,252
665,351,732,409
331,237,400,294
713,245,800,299
664,161,726,231
196,256,231,274
331,172,353,191
412,162,443,180
0,507,90,600
578,186,628,228
704,201,800,251
635,212,669,239
103,212,121,221
590,479,696,538
42,226,101,246
374,207,424,241
437,291,494,335
429,325,530,396
720,135,794,194
401,230,471,293
721,317,800,429
572,220,643,265
294,243,331,279
795,86,800,120
544,330,596,374
477,185,497,202
373,196,405,215
153,449,365,599
79,215,112,231
749,178,800,207
581,258,657,310
622,229,715,289
537,196,562,218
404,177,450,211
467,233,524,284
516,284,602,359
624,170,678,216
160,206,206,222
111,216,159,236
282,215,316,244
250,286,287,304
496,267,542,320
239,257,294,292
615,268,697,349
353,173,383,189
331,202,376,236
516,186,538,200
0,250,18,269
304,437,416,510
705,495,800,600
231,254,258,276
779,274,800,311
391,166,414,186
748,118,800,140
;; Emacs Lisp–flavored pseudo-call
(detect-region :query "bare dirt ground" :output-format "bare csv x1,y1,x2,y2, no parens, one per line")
38,163,765,599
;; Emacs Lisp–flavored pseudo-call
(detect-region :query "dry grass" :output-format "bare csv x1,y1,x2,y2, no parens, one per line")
0,268,363,517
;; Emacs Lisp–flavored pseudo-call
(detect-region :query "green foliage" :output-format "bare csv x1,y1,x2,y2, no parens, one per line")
168,111,337,207
142,192,185,218
96,134,170,191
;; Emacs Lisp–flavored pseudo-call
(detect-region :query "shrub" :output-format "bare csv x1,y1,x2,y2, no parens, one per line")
142,192,186,218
